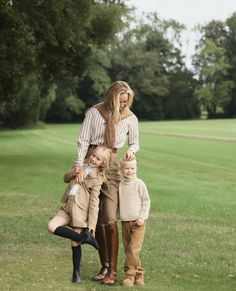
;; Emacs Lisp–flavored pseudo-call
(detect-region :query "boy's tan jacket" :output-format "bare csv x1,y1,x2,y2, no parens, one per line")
61,166,104,231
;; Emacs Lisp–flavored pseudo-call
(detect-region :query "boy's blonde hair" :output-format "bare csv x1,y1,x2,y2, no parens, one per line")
119,157,137,172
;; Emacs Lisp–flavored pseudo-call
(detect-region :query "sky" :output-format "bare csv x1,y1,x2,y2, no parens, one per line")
127,0,236,67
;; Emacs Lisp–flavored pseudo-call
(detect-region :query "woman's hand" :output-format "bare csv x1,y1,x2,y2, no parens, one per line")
123,149,135,161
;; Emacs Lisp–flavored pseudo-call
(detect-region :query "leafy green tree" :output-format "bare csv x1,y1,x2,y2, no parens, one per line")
164,69,199,119
75,47,112,120
0,1,38,127
111,42,169,119
224,13,236,117
107,13,198,120
194,21,234,117
0,0,127,127
45,73,84,122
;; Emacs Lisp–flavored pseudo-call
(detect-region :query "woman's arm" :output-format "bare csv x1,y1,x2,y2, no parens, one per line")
76,108,94,165
124,115,139,160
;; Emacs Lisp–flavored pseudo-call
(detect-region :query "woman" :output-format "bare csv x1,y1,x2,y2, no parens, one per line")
75,80,139,285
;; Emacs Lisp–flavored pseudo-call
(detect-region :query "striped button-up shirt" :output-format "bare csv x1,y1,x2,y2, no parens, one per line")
76,107,139,164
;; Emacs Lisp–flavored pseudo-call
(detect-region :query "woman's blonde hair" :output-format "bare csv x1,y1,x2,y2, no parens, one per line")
104,81,134,120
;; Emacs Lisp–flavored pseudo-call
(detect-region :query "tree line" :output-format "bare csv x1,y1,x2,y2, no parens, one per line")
0,0,236,128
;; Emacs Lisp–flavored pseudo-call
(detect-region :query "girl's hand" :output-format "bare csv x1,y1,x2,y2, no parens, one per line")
75,164,85,183
75,171,86,183
135,218,144,226
123,149,135,161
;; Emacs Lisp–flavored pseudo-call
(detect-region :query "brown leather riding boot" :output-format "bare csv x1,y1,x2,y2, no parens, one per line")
92,225,109,281
102,222,119,285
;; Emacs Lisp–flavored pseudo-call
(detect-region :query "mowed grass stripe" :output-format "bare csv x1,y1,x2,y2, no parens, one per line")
140,131,236,142
139,119,236,138
0,119,236,291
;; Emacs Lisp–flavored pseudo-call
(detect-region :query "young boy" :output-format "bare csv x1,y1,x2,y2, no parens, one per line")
119,158,150,286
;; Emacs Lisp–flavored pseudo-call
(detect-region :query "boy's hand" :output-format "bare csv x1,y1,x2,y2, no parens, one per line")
123,149,135,161
135,218,144,226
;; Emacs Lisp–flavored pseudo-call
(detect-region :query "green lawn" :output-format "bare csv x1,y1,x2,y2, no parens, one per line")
0,120,236,291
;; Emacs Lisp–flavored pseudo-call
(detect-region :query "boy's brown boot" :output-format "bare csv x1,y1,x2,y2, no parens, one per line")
122,275,135,286
135,273,144,285
102,272,117,285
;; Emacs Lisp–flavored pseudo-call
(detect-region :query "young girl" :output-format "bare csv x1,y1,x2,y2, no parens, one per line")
47,146,112,283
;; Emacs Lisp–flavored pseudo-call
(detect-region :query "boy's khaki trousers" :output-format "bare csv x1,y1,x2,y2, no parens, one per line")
121,221,146,276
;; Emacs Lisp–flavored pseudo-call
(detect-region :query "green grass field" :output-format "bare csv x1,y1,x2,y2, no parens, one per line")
1,119,236,291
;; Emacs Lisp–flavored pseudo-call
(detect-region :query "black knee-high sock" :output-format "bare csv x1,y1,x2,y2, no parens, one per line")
54,226,86,241
54,226,99,250
72,245,82,272
72,245,82,283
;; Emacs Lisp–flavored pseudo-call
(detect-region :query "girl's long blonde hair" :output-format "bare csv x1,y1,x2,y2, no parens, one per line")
104,81,134,121
90,146,113,181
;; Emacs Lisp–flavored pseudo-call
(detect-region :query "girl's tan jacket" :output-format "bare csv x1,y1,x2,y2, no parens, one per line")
61,166,104,231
